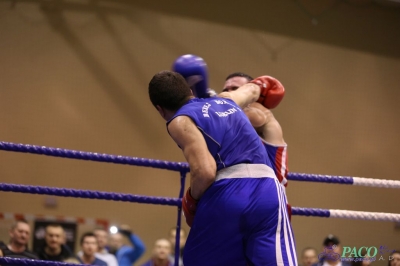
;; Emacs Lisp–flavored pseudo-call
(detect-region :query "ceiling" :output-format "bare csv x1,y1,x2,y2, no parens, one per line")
6,0,400,58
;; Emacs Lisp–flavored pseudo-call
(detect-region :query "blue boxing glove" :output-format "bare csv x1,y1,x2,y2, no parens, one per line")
172,54,213,98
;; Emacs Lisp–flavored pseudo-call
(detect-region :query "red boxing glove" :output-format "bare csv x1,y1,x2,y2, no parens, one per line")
182,188,198,227
287,203,292,223
250,76,285,109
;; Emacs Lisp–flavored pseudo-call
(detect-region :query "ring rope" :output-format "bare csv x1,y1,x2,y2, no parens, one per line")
1,140,399,266
0,257,85,266
1,141,400,189
287,173,400,188
0,141,189,172
0,183,181,207
352,176,400,188
1,182,398,222
292,207,400,222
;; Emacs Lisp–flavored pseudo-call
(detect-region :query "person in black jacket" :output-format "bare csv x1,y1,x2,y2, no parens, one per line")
0,220,38,259
36,223,73,261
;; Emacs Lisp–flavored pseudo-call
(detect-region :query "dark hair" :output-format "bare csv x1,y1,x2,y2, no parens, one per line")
80,232,97,245
323,234,340,246
225,72,253,82
148,70,193,111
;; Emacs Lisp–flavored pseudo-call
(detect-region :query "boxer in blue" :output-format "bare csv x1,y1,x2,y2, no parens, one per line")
149,56,296,266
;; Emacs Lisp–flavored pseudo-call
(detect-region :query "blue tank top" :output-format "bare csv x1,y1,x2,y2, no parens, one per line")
167,97,272,171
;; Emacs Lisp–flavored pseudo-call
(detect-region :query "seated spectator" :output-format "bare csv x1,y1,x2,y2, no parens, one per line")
77,232,107,266
36,223,73,261
0,220,38,259
108,224,145,266
168,227,186,266
140,239,173,266
301,247,318,266
389,250,400,266
313,235,351,266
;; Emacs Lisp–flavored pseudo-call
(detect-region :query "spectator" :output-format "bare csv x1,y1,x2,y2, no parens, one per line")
77,232,107,266
140,239,173,266
168,227,186,266
389,251,400,266
0,220,38,259
108,225,145,266
301,247,318,266
36,223,73,261
94,228,118,266
77,228,118,266
313,235,351,266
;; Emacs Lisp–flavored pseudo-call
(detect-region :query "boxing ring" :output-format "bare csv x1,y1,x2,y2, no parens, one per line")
0,140,399,266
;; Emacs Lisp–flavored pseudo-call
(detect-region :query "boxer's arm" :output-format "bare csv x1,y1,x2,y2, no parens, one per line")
246,102,286,146
218,83,260,109
244,105,267,128
168,116,216,200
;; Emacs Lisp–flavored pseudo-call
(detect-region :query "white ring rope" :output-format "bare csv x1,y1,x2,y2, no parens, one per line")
329,209,400,222
352,177,400,188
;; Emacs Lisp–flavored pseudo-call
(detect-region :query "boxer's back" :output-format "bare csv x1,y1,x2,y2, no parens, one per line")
168,97,272,171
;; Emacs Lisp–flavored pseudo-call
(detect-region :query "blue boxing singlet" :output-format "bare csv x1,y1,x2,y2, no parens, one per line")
167,97,273,171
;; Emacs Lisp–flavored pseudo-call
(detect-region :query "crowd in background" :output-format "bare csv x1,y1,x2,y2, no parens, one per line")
0,219,399,266
0,220,184,266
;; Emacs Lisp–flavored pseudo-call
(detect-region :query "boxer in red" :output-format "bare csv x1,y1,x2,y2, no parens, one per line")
223,72,292,221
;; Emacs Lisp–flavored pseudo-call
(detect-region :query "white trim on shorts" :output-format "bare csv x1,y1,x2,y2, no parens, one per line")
215,164,276,181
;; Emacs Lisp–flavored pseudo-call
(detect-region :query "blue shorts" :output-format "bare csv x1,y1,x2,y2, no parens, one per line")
183,174,297,266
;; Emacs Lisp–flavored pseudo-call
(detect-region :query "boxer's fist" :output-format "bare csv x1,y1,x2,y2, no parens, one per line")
172,54,210,98
250,76,285,109
287,203,292,222
182,188,198,227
